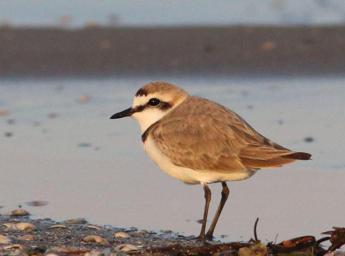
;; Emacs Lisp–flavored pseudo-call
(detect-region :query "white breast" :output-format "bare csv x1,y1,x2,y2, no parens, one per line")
143,136,255,185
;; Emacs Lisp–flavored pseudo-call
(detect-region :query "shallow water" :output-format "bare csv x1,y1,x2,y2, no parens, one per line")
0,76,344,242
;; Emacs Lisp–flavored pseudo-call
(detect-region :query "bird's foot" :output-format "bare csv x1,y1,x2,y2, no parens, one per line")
205,232,214,241
196,234,213,244
196,234,206,242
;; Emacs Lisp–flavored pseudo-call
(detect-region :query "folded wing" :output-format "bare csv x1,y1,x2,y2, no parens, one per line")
150,97,311,172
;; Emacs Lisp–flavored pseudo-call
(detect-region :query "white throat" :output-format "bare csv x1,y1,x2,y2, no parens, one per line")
130,94,166,133
132,108,165,133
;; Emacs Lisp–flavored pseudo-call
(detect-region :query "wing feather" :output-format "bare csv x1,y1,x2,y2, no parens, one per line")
150,96,309,172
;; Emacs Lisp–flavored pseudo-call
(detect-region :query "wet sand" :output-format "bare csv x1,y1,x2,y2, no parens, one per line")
1,76,345,242
1,26,345,76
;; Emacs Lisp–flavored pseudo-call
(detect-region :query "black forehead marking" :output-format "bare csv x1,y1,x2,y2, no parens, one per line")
135,88,148,97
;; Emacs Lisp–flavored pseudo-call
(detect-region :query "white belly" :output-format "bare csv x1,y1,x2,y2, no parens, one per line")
143,136,255,185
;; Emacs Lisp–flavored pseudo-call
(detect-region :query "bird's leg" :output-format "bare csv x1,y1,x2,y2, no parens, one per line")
197,184,211,241
205,182,230,240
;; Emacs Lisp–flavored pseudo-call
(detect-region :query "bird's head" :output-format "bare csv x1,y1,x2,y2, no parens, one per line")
110,81,188,132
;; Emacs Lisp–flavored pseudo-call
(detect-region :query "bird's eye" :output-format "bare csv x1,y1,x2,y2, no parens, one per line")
148,98,160,106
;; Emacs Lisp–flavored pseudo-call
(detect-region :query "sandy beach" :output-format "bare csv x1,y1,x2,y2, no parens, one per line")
1,26,345,76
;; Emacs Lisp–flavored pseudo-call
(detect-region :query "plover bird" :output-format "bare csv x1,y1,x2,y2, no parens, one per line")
110,81,311,241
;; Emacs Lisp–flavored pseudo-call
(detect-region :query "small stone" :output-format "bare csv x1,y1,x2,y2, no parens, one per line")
260,40,276,51
17,234,35,241
4,132,13,137
115,244,139,252
238,243,267,256
84,250,105,256
49,224,68,229
48,246,89,254
304,136,315,143
0,234,11,244
82,235,109,246
47,112,58,119
3,222,36,231
64,218,87,224
3,244,23,250
7,119,15,125
132,230,149,238
25,200,48,207
77,95,91,104
0,109,9,117
9,209,30,217
278,120,284,125
78,143,92,148
85,224,101,230
114,232,130,239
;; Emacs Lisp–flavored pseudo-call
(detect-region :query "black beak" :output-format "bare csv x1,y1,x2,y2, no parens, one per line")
110,107,134,119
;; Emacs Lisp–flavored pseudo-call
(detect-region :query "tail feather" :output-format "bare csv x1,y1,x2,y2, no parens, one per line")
283,152,312,160
240,151,312,169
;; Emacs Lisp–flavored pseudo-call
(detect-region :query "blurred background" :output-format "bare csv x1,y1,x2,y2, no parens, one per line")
2,0,345,27
0,0,345,241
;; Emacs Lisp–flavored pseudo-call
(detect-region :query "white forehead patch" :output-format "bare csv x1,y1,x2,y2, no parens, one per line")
132,92,168,108
132,95,150,108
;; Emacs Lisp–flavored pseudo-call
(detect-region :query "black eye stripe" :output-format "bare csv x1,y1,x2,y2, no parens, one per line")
148,98,161,106
159,102,172,110
133,100,172,113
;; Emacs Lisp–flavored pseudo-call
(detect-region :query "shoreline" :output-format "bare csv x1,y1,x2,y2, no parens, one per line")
1,26,345,77
0,211,342,255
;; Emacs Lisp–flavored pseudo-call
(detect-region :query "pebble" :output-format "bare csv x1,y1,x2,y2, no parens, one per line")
3,222,36,231
17,234,35,241
33,121,41,127
25,200,48,207
82,235,109,246
78,142,92,148
0,234,11,244
84,250,112,256
64,218,87,225
0,109,9,117
49,224,68,229
85,224,102,230
131,231,146,238
48,246,89,254
260,40,276,51
238,243,267,256
47,113,58,119
9,209,30,217
115,244,139,253
6,119,15,125
114,231,130,239
78,95,91,104
4,132,13,137
3,244,24,250
304,136,315,143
